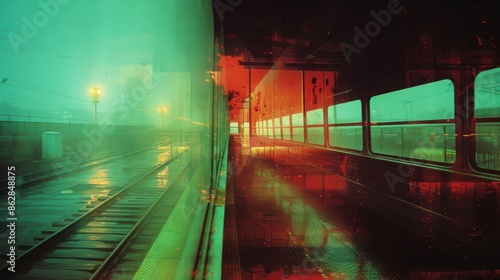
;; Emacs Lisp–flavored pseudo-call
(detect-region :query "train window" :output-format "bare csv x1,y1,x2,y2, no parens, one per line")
370,80,456,163
274,118,281,139
267,119,274,137
230,122,239,134
371,124,456,161
474,67,500,171
475,68,500,118
307,127,325,145
328,100,362,124
292,113,304,142
282,116,291,140
306,108,324,125
370,80,454,122
306,108,324,145
327,100,363,150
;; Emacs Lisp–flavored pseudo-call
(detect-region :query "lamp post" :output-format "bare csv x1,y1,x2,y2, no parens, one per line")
91,88,101,125
159,106,167,128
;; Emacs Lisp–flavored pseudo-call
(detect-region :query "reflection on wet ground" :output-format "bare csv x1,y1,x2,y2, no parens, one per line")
225,137,500,279
232,158,399,279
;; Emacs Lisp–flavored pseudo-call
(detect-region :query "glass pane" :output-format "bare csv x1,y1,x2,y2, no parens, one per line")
476,122,500,170
230,122,239,134
370,124,456,163
282,116,290,127
292,113,304,126
306,108,324,125
475,67,500,118
274,128,281,139
274,118,281,128
292,128,304,142
329,126,363,150
307,127,324,145
283,127,291,140
274,118,281,139
327,100,362,124
267,119,274,137
370,80,454,122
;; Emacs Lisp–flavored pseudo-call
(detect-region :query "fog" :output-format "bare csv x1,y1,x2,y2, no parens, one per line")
0,0,214,129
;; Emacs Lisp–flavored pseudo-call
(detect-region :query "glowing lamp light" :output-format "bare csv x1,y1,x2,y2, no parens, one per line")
90,87,102,102
159,105,168,127
90,87,102,125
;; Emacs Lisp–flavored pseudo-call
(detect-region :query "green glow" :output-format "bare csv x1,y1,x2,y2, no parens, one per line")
475,67,500,118
329,126,363,150
282,116,291,140
274,117,281,138
282,116,290,127
292,112,304,126
327,100,362,124
370,80,455,122
292,128,305,142
371,124,456,162
327,100,363,150
306,108,325,145
230,122,239,134
267,119,274,137
306,108,324,125
307,127,325,145
292,113,304,142
474,68,500,169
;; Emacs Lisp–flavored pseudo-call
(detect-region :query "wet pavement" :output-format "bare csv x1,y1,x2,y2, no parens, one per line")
225,136,500,280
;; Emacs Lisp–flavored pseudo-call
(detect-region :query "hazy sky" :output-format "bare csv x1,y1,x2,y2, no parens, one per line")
0,0,197,121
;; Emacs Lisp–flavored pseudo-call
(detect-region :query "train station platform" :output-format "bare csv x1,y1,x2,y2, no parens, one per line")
1,130,499,279
222,135,500,280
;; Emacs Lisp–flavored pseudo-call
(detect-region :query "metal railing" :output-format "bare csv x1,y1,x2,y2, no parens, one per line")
0,113,94,137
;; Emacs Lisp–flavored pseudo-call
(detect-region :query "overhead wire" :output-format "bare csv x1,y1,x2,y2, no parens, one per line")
0,76,90,103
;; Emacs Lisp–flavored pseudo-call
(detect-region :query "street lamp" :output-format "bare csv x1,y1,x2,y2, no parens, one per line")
159,106,168,127
90,88,101,125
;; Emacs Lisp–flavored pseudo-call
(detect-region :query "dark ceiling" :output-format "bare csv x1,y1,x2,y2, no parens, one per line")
217,0,499,66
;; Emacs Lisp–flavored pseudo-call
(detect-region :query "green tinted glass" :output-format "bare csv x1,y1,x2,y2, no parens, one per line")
307,109,324,125
328,100,362,124
475,67,500,118
292,113,304,126
370,80,454,122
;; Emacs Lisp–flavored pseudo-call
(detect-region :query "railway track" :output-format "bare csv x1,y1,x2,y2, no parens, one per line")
1,147,196,279
0,138,179,196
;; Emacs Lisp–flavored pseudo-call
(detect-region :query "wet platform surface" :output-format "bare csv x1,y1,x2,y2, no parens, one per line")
224,136,500,280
